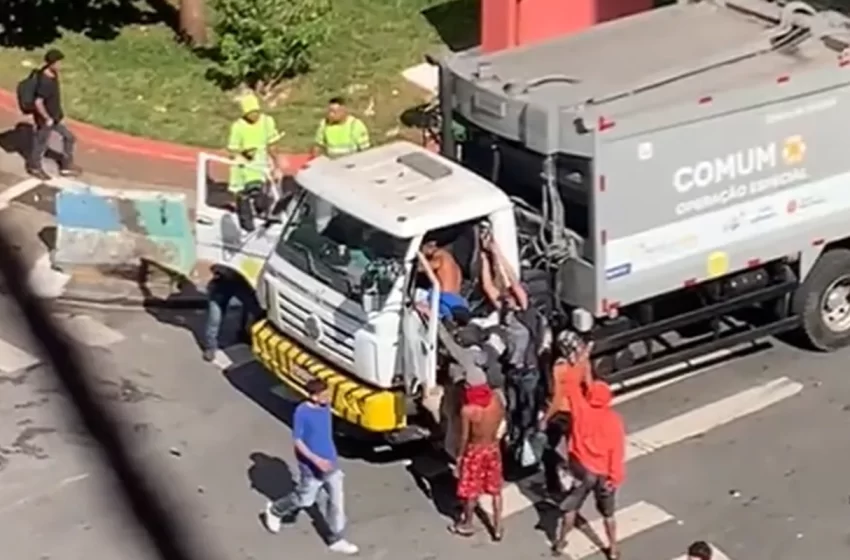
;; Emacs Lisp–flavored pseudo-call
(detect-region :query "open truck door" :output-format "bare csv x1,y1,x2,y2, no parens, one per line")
194,152,289,288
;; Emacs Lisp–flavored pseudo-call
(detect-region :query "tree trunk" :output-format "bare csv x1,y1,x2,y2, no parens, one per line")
179,0,207,46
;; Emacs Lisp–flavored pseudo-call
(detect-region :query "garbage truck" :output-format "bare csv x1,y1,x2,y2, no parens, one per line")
250,0,850,447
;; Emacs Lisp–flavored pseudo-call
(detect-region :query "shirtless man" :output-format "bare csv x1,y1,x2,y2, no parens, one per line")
422,239,463,294
450,381,506,541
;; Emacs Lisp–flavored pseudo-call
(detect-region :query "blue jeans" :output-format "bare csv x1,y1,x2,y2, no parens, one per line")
203,278,259,352
271,468,347,542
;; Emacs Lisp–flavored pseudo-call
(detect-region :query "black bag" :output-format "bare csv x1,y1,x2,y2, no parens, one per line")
16,71,39,115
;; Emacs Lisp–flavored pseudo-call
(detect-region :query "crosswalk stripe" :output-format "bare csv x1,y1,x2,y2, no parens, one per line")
562,501,674,559
484,376,802,517
53,314,126,347
671,544,732,560
626,376,802,460
0,338,40,373
212,344,255,371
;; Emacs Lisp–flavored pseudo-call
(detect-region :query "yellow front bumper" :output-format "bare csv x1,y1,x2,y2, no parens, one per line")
251,320,406,433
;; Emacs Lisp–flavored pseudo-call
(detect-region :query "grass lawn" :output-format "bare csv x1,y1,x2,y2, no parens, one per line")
0,0,478,152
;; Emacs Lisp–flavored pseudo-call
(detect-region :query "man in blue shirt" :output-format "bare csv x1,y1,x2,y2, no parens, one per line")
262,378,358,555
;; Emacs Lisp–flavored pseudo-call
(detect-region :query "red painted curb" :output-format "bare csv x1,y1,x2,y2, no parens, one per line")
0,87,311,170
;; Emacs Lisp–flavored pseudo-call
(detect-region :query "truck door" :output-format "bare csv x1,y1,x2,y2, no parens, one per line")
194,153,286,287
402,253,440,393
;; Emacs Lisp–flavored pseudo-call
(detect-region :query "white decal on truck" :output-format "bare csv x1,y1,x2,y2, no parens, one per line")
673,143,776,193
673,136,808,216
607,169,850,275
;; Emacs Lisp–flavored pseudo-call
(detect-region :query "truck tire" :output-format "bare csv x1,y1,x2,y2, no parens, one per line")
793,248,850,351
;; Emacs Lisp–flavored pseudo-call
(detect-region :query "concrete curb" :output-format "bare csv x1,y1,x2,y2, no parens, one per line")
0,88,312,169
56,286,209,310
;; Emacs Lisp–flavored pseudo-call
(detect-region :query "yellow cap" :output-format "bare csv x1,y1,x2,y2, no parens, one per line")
239,94,261,116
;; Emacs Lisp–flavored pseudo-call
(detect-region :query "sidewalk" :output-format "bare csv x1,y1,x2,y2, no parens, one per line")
0,88,306,308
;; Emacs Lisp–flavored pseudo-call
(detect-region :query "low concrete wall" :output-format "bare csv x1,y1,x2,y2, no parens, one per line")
54,182,195,274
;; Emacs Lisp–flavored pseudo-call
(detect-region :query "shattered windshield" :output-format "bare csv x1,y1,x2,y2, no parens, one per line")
275,190,409,303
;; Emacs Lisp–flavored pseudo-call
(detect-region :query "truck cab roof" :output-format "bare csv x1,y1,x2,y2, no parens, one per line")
443,0,850,154
295,141,513,239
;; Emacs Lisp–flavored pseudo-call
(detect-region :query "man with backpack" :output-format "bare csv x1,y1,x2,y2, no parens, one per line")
17,49,80,180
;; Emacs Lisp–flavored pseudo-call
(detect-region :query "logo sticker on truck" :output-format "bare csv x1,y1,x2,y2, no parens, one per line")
606,263,632,280
672,136,809,217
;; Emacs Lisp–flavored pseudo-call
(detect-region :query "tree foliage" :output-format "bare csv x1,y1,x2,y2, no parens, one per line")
210,0,331,92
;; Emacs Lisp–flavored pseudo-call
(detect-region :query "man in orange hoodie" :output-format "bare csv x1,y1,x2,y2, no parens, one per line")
550,332,625,560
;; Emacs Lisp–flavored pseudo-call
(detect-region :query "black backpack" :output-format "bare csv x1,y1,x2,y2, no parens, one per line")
16,71,39,115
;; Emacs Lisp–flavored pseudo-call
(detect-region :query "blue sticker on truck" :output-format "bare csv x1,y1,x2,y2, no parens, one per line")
605,263,632,280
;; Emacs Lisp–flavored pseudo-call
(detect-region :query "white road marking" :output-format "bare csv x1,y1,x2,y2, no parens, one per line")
0,338,40,373
0,178,41,210
626,376,802,460
671,544,732,560
0,472,90,517
53,314,126,347
560,501,674,559
484,377,802,517
212,343,255,370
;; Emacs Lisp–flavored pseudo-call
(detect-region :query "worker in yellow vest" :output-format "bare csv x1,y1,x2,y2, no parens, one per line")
312,97,370,158
227,93,283,195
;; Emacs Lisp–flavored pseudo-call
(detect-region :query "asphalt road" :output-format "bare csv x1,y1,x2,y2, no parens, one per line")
0,297,848,560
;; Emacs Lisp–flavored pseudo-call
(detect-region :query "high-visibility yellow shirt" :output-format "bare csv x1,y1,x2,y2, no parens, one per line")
314,116,370,157
227,114,280,192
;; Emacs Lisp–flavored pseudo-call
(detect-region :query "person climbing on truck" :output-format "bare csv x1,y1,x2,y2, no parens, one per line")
550,332,625,560
477,227,548,464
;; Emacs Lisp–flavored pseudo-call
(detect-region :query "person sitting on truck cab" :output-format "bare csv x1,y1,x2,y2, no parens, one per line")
226,93,284,231
415,239,467,319
422,239,463,294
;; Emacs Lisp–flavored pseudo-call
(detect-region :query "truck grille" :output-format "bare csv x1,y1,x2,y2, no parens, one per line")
274,289,356,366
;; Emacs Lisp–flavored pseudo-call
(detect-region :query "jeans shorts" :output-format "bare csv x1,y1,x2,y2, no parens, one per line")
560,458,616,518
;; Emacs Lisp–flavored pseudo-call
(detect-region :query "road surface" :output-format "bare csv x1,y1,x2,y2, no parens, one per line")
0,296,847,560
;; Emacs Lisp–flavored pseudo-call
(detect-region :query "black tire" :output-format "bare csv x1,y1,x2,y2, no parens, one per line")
792,248,850,351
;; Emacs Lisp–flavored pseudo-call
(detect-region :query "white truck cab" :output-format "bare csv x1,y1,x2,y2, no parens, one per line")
252,141,520,436
194,152,288,289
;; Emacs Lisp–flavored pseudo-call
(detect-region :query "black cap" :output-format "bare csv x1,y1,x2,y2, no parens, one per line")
44,49,65,64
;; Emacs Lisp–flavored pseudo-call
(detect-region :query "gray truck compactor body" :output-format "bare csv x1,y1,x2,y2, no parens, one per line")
441,0,850,321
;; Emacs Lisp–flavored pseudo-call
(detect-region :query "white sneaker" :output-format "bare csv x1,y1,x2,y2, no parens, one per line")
262,502,281,534
328,539,359,555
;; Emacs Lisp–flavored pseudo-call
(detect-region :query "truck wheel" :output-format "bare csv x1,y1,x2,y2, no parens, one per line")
794,248,850,351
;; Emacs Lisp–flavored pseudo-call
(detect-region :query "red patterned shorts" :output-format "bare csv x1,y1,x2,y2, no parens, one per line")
457,442,503,500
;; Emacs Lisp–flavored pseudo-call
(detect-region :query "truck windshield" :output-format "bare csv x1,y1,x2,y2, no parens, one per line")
275,191,409,303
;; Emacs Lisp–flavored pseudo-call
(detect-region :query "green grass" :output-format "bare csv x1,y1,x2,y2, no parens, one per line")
0,0,478,151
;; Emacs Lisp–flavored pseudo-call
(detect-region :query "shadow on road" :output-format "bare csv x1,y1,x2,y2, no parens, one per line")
0,122,64,166
247,450,334,542
248,451,295,500
226,361,297,427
